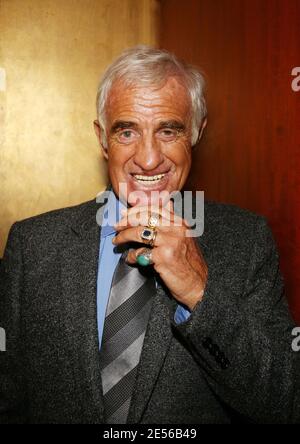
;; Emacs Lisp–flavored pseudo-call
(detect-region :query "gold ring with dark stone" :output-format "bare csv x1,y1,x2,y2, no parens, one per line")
140,227,156,244
149,230,157,247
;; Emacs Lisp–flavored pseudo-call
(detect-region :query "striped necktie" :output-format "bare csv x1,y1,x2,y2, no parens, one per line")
99,251,156,424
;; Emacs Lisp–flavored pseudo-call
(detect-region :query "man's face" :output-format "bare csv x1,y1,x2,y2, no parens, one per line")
96,76,194,206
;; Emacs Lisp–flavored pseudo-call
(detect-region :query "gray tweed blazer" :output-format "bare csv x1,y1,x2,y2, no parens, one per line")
0,195,299,423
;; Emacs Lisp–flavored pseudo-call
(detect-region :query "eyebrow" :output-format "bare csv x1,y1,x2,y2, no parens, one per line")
110,119,186,134
157,120,186,131
110,120,138,133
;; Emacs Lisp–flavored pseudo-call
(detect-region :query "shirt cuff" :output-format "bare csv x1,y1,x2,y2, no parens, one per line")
174,304,192,325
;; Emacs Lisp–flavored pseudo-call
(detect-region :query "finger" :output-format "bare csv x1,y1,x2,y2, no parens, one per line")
115,207,183,230
125,247,157,265
122,203,176,218
114,212,180,232
112,226,164,246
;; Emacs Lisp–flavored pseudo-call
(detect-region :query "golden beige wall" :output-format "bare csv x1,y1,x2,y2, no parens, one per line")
0,0,159,256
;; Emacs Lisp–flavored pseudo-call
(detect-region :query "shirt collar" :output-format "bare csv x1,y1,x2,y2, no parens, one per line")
100,188,127,238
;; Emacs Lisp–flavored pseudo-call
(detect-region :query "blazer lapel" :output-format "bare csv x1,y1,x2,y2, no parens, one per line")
61,198,106,422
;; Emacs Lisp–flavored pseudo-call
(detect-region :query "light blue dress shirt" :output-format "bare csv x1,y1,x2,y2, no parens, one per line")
96,190,191,348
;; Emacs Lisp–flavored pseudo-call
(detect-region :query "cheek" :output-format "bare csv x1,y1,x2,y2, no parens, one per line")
107,144,132,172
167,141,192,169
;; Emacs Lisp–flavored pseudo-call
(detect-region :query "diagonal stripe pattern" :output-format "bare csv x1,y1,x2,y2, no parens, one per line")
100,251,156,424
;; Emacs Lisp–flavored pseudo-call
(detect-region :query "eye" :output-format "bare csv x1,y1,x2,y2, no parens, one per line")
122,130,133,138
117,129,138,144
162,130,174,136
158,129,178,141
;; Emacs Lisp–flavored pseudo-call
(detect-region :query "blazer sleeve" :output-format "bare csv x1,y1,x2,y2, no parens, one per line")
172,217,300,423
0,223,28,423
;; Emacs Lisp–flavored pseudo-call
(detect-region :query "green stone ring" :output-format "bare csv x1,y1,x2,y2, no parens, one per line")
136,248,153,266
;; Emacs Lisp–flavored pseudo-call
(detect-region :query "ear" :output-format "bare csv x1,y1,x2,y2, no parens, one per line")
197,118,207,143
94,120,108,160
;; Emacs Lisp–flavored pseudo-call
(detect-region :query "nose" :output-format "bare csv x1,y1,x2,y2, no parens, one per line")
133,132,164,171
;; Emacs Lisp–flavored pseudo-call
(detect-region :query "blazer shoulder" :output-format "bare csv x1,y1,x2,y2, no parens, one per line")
3,199,101,265
14,198,95,228
204,199,266,223
202,199,272,243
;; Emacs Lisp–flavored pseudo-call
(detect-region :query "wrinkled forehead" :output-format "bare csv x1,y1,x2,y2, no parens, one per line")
109,74,190,98
105,76,192,122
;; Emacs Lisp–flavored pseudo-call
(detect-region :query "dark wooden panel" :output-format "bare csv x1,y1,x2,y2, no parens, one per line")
161,0,300,322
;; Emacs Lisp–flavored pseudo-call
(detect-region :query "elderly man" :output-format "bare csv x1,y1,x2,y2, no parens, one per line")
0,46,298,424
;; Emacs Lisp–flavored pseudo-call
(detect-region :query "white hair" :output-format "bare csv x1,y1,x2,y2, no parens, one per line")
96,45,207,147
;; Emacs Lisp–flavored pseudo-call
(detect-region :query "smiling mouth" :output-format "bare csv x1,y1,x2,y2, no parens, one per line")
131,173,167,185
